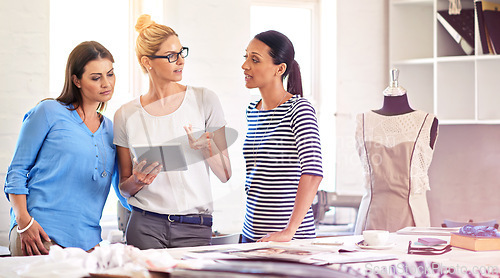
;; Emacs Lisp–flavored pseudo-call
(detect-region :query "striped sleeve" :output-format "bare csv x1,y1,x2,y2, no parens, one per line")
290,99,323,177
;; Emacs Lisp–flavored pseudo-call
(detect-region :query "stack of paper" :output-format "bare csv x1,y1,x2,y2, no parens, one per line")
397,226,460,236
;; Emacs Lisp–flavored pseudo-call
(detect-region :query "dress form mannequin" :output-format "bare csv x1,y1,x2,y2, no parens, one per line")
354,68,438,234
373,68,438,149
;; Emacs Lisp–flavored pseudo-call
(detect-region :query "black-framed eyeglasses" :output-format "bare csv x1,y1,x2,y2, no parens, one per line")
407,241,452,255
148,47,189,63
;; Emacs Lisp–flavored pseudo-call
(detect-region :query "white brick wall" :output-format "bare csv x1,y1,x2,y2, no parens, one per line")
0,0,50,246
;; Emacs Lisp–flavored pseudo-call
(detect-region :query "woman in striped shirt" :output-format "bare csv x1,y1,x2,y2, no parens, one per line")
241,30,323,243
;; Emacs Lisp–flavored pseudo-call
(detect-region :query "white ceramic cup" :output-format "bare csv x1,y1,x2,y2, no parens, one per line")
362,230,390,246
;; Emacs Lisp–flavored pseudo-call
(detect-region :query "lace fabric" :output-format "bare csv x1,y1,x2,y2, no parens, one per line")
355,110,437,195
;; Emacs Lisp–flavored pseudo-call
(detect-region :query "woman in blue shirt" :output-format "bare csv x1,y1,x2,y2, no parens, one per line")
4,41,128,256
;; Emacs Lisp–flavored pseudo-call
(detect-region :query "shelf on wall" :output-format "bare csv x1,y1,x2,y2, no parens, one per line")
392,0,433,6
392,58,435,65
439,119,500,125
475,55,500,60
390,0,500,124
435,56,477,62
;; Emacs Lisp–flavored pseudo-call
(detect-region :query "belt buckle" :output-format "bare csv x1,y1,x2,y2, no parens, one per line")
167,215,174,222
200,215,204,226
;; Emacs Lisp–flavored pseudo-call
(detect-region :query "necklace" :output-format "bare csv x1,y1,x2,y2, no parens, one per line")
97,119,108,178
252,91,288,167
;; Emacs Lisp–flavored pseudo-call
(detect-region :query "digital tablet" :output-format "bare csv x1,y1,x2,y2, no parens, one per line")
130,143,188,171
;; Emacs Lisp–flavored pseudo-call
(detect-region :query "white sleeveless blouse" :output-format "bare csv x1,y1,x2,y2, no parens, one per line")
354,110,438,234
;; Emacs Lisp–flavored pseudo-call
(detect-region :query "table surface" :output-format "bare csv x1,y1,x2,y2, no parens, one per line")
168,234,500,272
1,233,499,277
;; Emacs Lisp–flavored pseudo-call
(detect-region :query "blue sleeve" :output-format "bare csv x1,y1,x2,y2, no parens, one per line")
291,99,323,177
112,147,130,211
4,103,51,199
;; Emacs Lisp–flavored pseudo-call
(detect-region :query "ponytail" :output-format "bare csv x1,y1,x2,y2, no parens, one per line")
286,60,303,97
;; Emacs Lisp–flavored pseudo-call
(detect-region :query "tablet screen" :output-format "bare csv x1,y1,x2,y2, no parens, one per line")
130,143,188,171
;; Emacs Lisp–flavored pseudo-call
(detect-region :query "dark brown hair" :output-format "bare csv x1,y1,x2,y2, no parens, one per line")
56,41,114,115
254,30,303,97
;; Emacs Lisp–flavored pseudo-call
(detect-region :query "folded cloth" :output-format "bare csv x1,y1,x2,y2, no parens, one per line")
14,243,177,277
459,224,500,237
132,206,213,227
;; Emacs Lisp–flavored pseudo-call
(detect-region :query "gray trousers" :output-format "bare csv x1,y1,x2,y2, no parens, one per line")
126,209,212,249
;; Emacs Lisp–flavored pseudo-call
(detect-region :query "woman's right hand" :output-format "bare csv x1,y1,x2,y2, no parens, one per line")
117,146,163,197
132,159,162,186
18,218,51,256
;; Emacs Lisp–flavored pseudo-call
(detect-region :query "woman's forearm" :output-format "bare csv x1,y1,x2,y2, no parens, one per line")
119,175,145,197
284,174,323,234
201,141,232,182
9,194,31,228
117,146,144,198
200,127,232,182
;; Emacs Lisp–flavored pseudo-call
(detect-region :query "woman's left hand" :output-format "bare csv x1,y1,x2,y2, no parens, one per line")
257,229,294,242
184,124,214,155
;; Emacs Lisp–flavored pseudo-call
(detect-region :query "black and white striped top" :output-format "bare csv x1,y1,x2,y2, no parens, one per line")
242,95,323,241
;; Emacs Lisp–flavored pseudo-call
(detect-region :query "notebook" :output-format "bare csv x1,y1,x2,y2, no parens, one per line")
437,9,475,55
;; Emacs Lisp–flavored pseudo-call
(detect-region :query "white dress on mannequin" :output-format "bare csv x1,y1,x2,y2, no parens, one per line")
354,110,437,234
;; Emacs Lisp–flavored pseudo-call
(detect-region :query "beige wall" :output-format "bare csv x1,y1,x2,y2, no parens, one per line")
428,125,500,226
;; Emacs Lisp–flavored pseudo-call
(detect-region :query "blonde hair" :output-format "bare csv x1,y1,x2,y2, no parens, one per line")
135,14,178,73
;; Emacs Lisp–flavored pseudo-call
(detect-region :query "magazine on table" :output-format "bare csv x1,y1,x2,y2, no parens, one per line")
397,226,460,236
183,244,397,265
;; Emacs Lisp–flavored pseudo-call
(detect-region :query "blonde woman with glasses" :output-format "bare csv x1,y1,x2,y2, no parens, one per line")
114,14,231,249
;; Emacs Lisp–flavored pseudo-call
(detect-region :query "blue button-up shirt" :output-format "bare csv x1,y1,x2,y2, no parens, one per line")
4,100,128,251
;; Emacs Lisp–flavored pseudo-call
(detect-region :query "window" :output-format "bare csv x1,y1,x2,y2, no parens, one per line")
50,0,131,118
50,0,132,236
250,1,317,101
250,0,336,191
